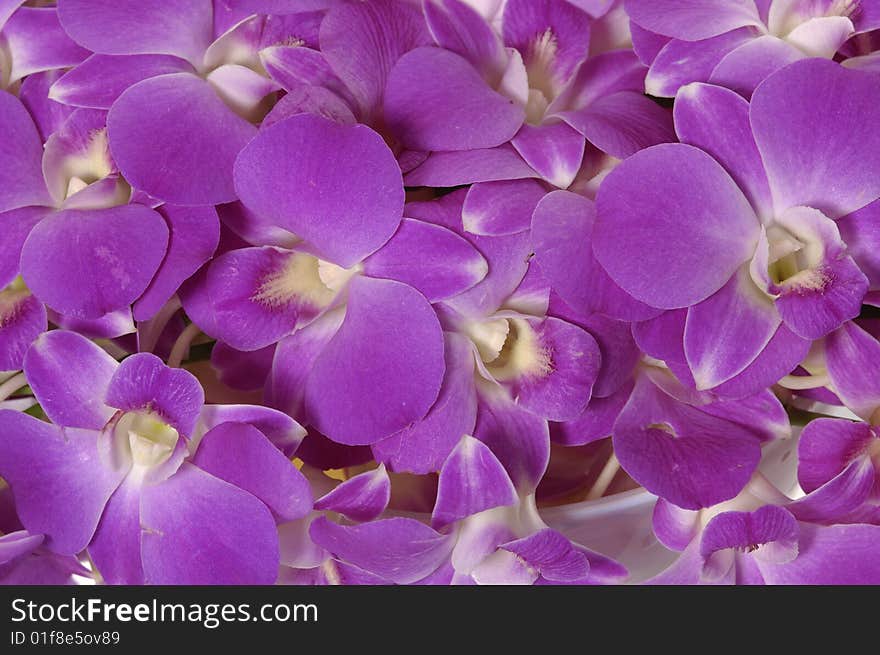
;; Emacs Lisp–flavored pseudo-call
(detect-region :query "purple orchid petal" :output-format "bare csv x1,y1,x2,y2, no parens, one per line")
193,422,312,521
644,28,753,97
510,122,585,189
384,47,525,152
106,353,204,436
209,343,274,392
88,476,144,584
18,70,75,142
23,330,117,430
1,7,90,83
474,384,550,491
511,317,600,422
708,35,803,99
50,54,195,110
306,277,445,446
108,73,258,206
471,548,538,584
234,113,403,268
701,388,790,443
652,498,700,551
314,465,391,522
140,463,279,584
309,516,454,585
319,0,430,122
133,205,220,322
372,332,478,475
0,411,124,554
432,435,518,529
56,0,213,65
0,0,24,30
405,145,538,187
0,292,46,373
261,82,357,127
595,143,760,309
259,10,325,44
0,530,42,566
532,191,661,321
838,198,880,290
20,205,168,319
762,523,880,584
612,375,762,510
216,201,298,249
630,21,672,64
201,63,281,122
673,82,773,220
463,179,546,237
259,45,352,102
624,0,762,40
550,382,631,446
0,91,51,213
684,267,780,390
197,403,306,457
788,456,876,523
825,322,880,420
797,417,875,494
750,58,880,218
570,310,642,397
362,218,488,302
501,528,591,582
558,90,675,159
786,15,855,57
425,0,507,81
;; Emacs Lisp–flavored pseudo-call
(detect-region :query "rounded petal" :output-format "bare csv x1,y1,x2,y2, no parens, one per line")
314,464,391,523
0,91,51,213
624,0,762,40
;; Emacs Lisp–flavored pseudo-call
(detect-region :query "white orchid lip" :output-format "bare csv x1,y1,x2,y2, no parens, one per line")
466,316,550,383
252,251,359,309
113,411,180,469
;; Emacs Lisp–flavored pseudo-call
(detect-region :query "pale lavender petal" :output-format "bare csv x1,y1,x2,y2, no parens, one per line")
23,330,116,430
797,417,875,494
88,476,144,584
50,54,195,109
133,205,219,322
310,516,454,585
404,145,538,187
0,411,123,554
56,0,213,64
0,91,50,213
140,463,279,584
372,332,478,475
825,322,880,420
106,353,204,436
319,0,430,121
314,465,391,522
652,498,700,551
362,218,488,302
474,384,550,491
708,35,803,98
673,82,773,219
432,435,518,529
511,122,585,189
108,73,258,206
462,179,546,236
193,422,312,521
234,114,403,268
624,0,762,40
750,58,880,218
21,205,168,319
384,47,525,151
594,143,760,309
305,277,445,445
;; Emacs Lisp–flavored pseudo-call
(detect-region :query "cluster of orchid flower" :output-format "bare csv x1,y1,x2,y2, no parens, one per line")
1,0,879,586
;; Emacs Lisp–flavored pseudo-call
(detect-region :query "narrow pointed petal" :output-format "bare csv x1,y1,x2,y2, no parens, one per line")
463,179,547,236
788,456,876,523
405,145,537,187
56,0,213,65
314,465,391,522
372,332,478,475
511,122,585,189
0,411,124,555
362,218,488,302
825,322,880,420
193,422,312,521
384,47,525,152
305,277,445,445
624,0,762,40
594,144,760,309
106,353,204,436
20,205,168,319
234,114,403,268
0,91,51,213
750,58,880,218
141,463,279,584
674,82,773,220
432,435,518,529
50,54,195,110
108,73,258,206
319,0,430,121
425,0,507,81
309,516,454,585
23,330,117,430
